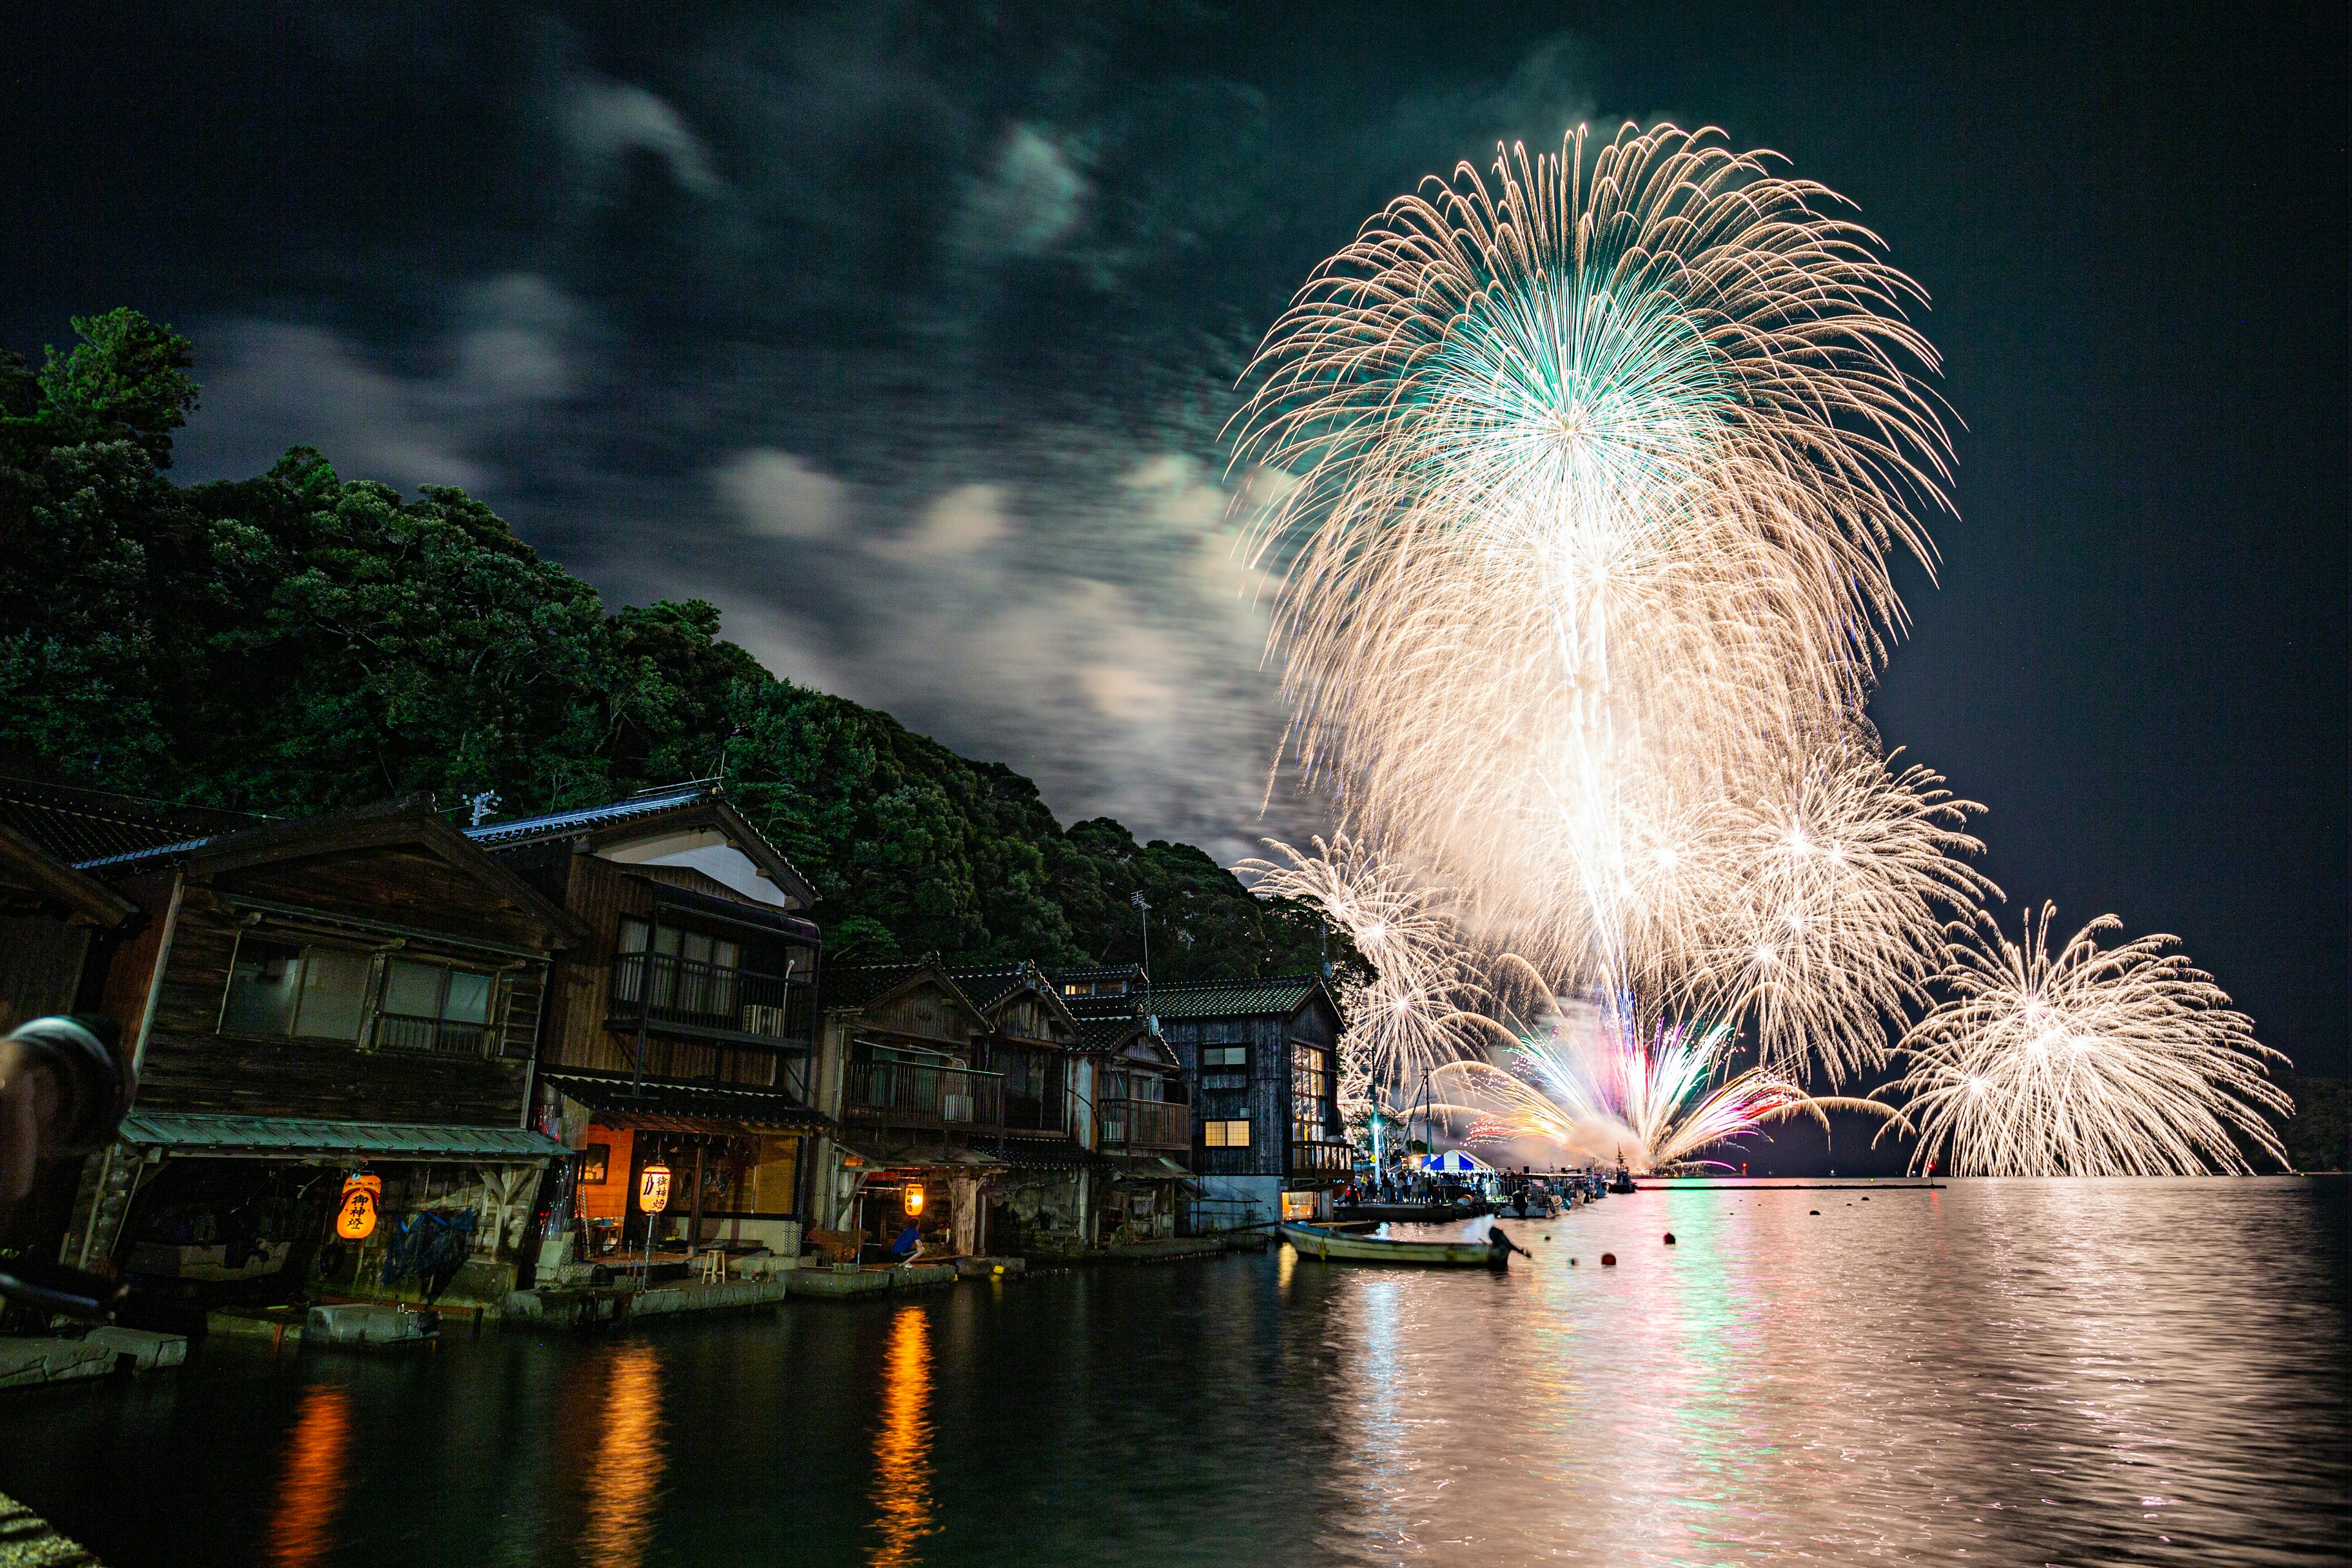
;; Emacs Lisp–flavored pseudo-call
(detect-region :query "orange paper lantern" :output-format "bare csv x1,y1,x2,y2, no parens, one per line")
638,1161,672,1214
336,1174,382,1240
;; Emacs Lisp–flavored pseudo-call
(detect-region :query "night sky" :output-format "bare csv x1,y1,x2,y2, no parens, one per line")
4,3,2343,1077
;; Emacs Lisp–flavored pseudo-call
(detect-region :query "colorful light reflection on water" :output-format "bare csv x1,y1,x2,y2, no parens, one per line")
0,1179,2339,1566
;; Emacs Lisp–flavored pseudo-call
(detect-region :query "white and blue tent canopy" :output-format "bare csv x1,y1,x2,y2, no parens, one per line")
1418,1150,1493,1174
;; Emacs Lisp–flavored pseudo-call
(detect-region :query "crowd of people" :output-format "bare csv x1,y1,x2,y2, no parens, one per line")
1340,1163,1596,1216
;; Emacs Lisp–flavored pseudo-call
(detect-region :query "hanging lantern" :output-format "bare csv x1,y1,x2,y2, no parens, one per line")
336,1174,382,1240
638,1160,672,1214
902,1182,925,1216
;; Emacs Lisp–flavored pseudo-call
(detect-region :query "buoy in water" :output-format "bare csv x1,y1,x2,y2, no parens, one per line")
1663,1233,1676,1245
1600,1252,1617,1266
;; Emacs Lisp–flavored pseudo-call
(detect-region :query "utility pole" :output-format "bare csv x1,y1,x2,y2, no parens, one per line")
1131,889,1152,998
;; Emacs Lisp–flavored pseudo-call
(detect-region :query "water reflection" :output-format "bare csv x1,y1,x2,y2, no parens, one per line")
578,1344,665,1567
0,1182,2339,1568
264,1383,352,1568
869,1305,936,1567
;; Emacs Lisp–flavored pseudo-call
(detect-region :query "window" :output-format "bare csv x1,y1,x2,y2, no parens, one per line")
1201,1046,1248,1068
375,959,500,1055
1292,1042,1330,1150
222,940,374,1042
1204,1118,1251,1148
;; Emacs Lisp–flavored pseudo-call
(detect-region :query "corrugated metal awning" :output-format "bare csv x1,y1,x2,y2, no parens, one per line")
541,1068,834,1136
116,1112,567,1163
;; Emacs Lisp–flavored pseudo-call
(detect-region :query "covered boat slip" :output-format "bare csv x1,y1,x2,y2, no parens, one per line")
539,1066,829,1264
76,1112,568,1308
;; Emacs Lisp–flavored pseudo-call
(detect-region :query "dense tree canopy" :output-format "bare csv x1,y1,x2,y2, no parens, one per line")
0,310,1340,979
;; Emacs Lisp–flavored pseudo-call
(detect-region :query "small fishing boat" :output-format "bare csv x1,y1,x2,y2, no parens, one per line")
1280,1221,1504,1267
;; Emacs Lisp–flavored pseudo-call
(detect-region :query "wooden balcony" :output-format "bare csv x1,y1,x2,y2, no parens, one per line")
843,1060,1003,1131
608,952,816,1048
1102,1098,1190,1152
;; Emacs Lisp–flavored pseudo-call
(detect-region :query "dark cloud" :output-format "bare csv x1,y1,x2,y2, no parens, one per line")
126,2,1636,866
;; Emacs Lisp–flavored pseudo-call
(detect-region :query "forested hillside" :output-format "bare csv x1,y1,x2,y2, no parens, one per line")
0,309,1334,978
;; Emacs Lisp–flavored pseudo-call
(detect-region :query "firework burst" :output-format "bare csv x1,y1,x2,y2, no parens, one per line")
1235,123,1976,1077
1236,835,1479,1106
1880,904,2291,1175
1430,988,1901,1173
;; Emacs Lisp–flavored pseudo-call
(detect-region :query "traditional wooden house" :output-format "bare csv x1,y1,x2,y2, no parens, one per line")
463,782,832,1268
816,957,1109,1258
812,958,995,1257
0,778,583,1309
1151,974,1350,1226
1052,964,1193,1243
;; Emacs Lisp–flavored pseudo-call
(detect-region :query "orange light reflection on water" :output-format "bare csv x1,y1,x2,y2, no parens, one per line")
265,1383,352,1568
869,1305,937,1568
579,1344,666,1567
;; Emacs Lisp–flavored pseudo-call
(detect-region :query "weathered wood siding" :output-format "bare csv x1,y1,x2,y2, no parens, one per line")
1166,1014,1287,1179
533,853,796,1087
856,981,984,1052
133,883,534,1126
227,845,560,952
1169,995,1344,1181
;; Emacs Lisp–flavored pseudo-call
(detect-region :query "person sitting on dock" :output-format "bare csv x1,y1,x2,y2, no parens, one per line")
886,1223,922,1267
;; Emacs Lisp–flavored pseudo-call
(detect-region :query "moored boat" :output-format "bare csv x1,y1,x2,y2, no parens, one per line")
1280,1221,1502,1267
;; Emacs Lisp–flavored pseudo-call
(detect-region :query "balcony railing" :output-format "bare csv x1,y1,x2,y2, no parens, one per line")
373,1014,493,1058
844,1061,1003,1129
1289,1140,1354,1175
611,952,815,1045
1102,1098,1191,1151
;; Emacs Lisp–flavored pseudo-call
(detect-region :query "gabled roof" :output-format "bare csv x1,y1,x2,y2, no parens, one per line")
1061,990,1181,1066
464,782,819,907
820,960,970,1014
944,960,1087,1042
0,774,264,869
1146,974,1336,1022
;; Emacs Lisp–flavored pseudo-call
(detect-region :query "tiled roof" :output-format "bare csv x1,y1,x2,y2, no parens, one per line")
1049,963,1144,995
820,962,943,1012
0,775,265,870
461,783,714,848
1061,992,1145,1049
943,962,1046,1011
1145,974,1330,1020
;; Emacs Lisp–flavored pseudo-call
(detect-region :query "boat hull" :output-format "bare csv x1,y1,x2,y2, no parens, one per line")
1281,1223,1499,1267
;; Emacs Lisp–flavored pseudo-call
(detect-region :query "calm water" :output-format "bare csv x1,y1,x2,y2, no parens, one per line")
2,1179,2343,1567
